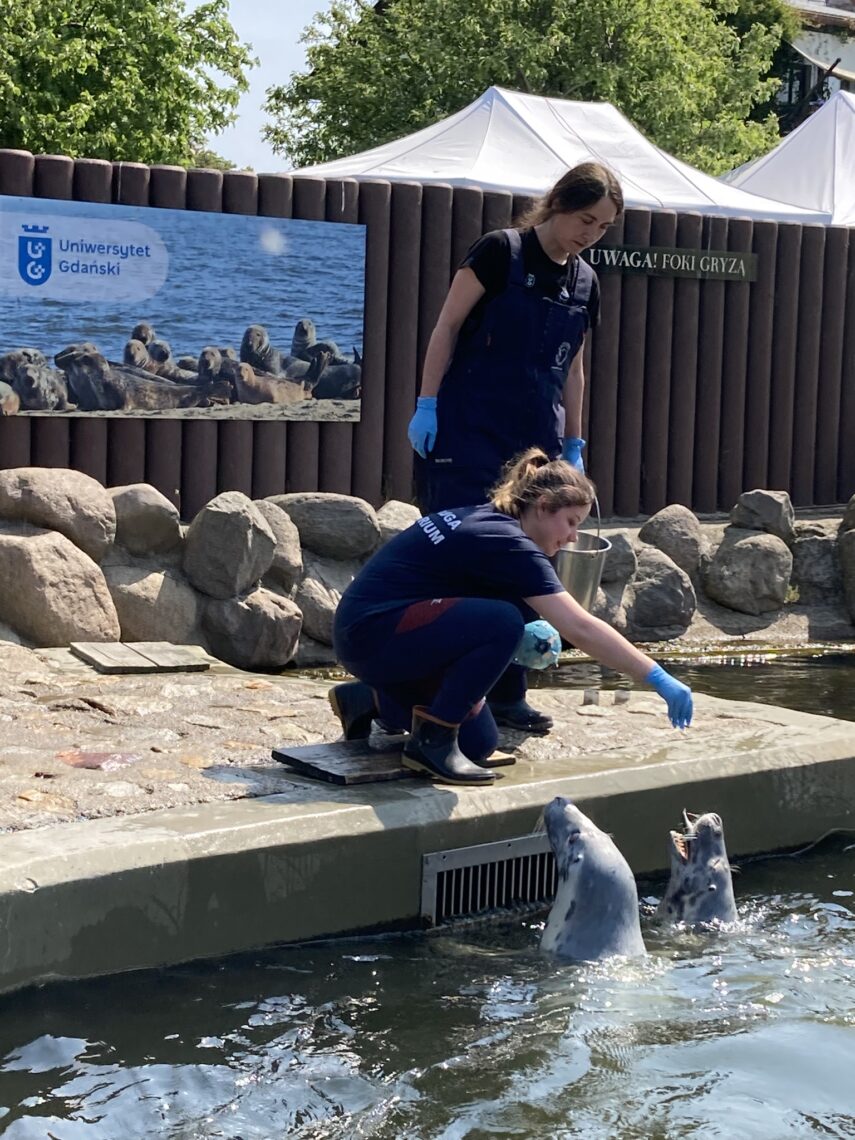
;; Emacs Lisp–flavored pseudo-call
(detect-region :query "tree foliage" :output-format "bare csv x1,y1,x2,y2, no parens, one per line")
264,0,793,174
0,0,255,165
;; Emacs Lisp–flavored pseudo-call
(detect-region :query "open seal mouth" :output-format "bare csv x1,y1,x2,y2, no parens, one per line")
669,809,700,863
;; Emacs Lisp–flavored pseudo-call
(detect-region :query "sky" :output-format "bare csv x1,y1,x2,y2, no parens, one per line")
200,0,329,173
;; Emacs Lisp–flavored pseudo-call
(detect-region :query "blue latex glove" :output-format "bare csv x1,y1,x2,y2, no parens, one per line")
512,619,561,669
646,664,693,729
562,436,586,472
408,396,437,458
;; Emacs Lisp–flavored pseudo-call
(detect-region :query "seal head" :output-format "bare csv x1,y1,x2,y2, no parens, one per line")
541,797,646,961
657,811,738,925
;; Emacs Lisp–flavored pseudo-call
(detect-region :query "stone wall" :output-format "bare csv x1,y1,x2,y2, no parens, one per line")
1,468,853,667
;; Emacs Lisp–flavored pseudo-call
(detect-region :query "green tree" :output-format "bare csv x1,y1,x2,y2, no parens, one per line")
0,0,256,165
264,0,790,175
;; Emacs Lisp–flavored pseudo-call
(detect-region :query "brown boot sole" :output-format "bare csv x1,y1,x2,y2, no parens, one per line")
401,754,495,786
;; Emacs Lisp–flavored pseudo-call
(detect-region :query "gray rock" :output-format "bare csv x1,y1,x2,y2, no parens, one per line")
0,620,28,645
295,552,362,645
293,634,340,668
730,489,795,544
591,582,628,634
625,546,696,640
0,466,116,562
839,529,855,622
103,563,204,644
184,492,276,600
704,526,792,615
839,494,855,535
203,588,302,670
638,504,708,578
253,499,303,592
110,483,182,555
0,524,120,645
791,522,842,604
376,499,421,544
600,530,637,585
267,492,380,559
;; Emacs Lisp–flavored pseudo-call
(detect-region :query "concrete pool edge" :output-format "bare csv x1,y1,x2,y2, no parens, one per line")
1,694,854,996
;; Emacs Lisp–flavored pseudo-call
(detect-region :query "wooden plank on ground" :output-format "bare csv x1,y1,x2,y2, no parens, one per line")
70,642,160,673
128,642,211,672
271,739,515,785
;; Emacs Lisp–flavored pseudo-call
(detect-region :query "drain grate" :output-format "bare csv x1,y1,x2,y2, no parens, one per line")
421,834,556,925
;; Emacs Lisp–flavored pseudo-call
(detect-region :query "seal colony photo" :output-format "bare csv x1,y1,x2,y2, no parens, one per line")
0,196,366,421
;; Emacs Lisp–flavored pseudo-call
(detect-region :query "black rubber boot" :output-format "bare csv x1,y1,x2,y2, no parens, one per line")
488,698,553,734
328,681,377,741
402,707,496,786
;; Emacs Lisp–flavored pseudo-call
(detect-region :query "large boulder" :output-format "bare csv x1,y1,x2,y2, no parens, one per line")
600,530,637,585
376,499,421,544
839,494,855,536
591,582,628,634
253,499,303,593
730,489,795,544
203,588,302,670
0,466,116,562
0,525,120,645
624,546,696,640
638,504,708,578
103,563,204,644
839,529,855,622
110,483,182,555
267,492,380,559
184,492,275,600
294,552,362,645
790,521,842,605
704,527,792,615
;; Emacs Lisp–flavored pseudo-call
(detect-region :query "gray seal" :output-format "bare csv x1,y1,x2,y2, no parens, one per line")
290,317,351,365
60,350,225,412
131,322,156,345
0,347,47,382
240,324,292,374
657,811,738,925
541,797,646,961
222,357,319,405
13,363,74,410
0,381,20,416
147,340,199,382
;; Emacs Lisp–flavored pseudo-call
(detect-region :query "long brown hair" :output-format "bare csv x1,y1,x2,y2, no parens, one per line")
490,448,596,518
516,162,624,229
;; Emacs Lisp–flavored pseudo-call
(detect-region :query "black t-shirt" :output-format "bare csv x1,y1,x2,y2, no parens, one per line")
334,503,565,649
460,227,600,331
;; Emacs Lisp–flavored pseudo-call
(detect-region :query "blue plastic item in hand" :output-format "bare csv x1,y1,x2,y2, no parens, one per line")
562,436,586,473
408,397,438,458
512,619,562,670
646,664,693,729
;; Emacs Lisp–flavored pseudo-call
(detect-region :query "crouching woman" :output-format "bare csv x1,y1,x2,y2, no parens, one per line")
330,449,692,786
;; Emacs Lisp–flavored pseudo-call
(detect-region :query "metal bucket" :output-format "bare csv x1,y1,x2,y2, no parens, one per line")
553,500,611,613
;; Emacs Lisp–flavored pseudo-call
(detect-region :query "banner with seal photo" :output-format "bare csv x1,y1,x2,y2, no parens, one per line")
0,195,366,421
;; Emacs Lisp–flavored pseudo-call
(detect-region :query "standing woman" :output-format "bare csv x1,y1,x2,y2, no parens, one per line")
408,161,622,511
407,161,623,734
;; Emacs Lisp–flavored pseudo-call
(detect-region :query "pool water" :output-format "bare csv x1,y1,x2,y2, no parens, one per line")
0,840,853,1138
531,650,855,723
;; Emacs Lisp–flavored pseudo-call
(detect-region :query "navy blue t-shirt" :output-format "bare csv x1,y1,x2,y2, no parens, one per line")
335,504,564,654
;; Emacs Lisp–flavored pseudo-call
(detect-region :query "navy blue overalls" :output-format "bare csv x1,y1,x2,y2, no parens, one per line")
418,227,595,516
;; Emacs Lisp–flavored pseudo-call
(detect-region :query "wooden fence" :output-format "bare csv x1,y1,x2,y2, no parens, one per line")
1,148,853,519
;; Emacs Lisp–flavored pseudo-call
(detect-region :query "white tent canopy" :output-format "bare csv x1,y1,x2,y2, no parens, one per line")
294,86,826,221
724,91,855,225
